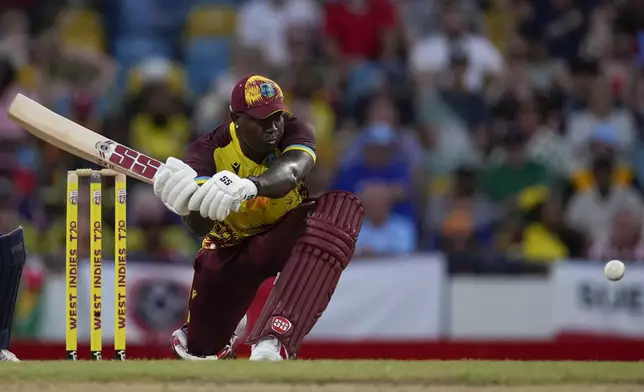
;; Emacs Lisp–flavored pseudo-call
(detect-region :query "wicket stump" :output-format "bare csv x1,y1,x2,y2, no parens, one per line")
65,169,127,360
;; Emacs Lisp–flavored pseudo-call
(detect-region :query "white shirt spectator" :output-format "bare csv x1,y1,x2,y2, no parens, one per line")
237,0,320,68
565,186,644,241
410,34,503,92
356,214,417,255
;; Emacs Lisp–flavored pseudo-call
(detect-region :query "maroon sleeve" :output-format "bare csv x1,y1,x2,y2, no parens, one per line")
279,116,317,153
183,124,231,177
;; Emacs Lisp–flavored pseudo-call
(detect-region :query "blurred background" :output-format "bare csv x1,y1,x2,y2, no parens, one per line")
4,0,644,360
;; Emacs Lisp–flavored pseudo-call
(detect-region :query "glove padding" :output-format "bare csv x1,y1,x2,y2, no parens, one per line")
188,170,258,221
153,157,199,216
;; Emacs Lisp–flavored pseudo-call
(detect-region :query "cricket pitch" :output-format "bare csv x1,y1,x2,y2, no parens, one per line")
0,360,642,392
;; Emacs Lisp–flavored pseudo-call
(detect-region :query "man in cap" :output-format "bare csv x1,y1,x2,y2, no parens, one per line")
154,74,363,360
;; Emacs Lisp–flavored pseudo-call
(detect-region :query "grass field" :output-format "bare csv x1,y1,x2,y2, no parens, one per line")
0,360,643,392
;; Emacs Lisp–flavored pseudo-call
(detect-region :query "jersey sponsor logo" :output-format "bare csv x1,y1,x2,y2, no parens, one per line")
232,162,240,175
271,316,292,335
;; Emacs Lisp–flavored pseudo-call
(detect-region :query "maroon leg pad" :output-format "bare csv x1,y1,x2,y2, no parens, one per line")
245,191,364,357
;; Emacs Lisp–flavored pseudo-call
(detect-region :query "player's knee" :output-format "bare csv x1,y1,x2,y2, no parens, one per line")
305,191,364,267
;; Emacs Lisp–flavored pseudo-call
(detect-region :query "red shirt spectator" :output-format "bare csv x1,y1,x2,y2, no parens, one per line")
324,0,397,61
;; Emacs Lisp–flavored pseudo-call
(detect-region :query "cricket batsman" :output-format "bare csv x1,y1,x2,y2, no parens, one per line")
153,75,364,360
0,227,26,362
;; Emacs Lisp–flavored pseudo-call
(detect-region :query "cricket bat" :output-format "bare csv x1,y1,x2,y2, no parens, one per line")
7,93,163,184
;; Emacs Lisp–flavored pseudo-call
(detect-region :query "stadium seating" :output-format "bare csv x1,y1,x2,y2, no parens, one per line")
184,5,237,40
117,0,190,38
185,38,232,96
114,36,174,71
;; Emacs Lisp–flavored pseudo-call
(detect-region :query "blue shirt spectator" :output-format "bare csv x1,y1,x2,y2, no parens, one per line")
355,183,417,256
333,123,416,220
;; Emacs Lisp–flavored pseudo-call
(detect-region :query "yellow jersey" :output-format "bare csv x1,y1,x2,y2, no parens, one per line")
183,117,316,248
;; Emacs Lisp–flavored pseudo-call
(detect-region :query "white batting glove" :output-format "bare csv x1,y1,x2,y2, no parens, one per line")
188,170,257,221
153,157,199,216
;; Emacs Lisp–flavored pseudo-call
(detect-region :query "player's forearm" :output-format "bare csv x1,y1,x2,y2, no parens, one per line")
252,151,314,199
253,162,301,198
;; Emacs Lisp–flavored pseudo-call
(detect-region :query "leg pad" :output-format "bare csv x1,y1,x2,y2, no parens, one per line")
246,192,363,356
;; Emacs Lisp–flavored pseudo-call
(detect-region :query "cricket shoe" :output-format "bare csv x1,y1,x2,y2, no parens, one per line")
249,335,288,361
0,349,20,362
171,314,247,360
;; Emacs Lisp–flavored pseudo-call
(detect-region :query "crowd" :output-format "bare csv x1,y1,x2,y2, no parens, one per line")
2,0,644,274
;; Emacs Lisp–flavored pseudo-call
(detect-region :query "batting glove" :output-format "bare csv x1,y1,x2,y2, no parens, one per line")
188,170,257,221
153,157,199,216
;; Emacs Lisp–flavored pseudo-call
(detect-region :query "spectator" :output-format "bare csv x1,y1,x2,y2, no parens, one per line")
105,58,192,160
127,186,197,261
491,97,579,177
286,81,337,198
333,123,416,221
629,69,644,185
397,0,443,47
588,208,644,261
281,32,336,169
237,0,320,70
410,2,503,93
324,0,402,114
559,57,600,115
500,39,535,102
343,93,424,171
481,124,552,208
566,79,636,165
428,165,497,253
518,0,590,61
565,151,644,243
0,182,38,256
520,191,585,264
564,121,642,205
0,9,30,67
601,26,636,103
324,0,398,66
0,55,40,201
522,32,568,94
128,81,191,160
582,2,616,60
419,48,488,174
0,56,28,143
355,183,416,256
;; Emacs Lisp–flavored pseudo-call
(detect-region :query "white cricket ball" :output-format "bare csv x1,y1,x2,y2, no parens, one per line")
604,259,625,281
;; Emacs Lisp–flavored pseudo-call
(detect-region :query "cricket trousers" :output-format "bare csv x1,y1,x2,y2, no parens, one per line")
186,203,313,356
